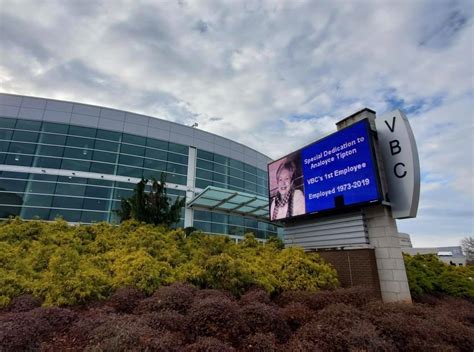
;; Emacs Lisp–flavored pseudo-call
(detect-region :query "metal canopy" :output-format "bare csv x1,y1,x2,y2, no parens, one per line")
187,186,269,219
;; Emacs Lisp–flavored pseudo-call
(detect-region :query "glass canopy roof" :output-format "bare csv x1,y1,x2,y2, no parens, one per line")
187,186,269,219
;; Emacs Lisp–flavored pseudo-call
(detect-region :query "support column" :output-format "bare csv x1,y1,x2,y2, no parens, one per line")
364,205,411,302
184,146,197,228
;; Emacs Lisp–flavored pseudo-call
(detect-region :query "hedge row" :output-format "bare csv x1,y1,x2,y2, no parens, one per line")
404,253,474,299
0,218,339,306
1,285,473,351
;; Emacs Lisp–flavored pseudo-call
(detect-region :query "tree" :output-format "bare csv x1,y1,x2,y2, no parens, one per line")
117,174,186,227
461,236,474,261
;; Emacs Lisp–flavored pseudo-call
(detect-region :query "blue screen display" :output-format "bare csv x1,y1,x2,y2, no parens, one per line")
300,119,380,213
268,118,381,221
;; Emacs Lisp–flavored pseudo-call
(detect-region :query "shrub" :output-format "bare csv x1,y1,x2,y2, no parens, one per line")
135,283,196,314
0,219,338,306
289,304,395,351
187,297,247,345
147,331,187,352
239,287,272,306
281,302,313,331
241,333,278,352
143,310,188,333
85,316,156,352
0,307,77,351
110,250,173,295
184,337,236,352
271,248,339,292
6,294,42,312
107,287,146,313
240,302,290,342
404,253,474,299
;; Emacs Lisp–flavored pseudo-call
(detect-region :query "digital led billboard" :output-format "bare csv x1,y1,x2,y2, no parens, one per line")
268,119,381,221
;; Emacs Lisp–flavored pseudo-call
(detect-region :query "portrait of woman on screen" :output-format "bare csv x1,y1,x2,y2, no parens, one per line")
270,157,305,221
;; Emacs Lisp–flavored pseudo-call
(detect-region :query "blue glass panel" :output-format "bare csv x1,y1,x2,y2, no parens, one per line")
12,130,39,142
61,159,91,171
120,143,145,156
117,165,143,178
9,142,36,154
21,207,50,220
95,139,119,152
122,133,146,146
37,145,64,157
89,162,115,174
0,117,16,128
168,142,188,155
96,129,121,141
0,141,10,152
15,120,42,131
0,179,27,192
69,125,96,138
42,122,69,134
146,138,168,150
49,209,81,222
83,198,109,211
52,196,84,209
41,133,67,145
35,157,62,169
5,154,34,166
0,129,13,140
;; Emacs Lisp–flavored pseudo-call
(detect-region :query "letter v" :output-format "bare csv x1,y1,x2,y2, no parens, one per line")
384,116,396,132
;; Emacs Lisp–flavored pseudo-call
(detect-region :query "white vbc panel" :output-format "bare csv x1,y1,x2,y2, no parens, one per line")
376,110,420,219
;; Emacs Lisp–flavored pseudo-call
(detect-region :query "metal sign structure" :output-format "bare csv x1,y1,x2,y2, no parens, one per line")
376,110,420,219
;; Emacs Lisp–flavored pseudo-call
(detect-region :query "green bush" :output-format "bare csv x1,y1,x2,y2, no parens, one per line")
404,253,474,299
0,219,339,306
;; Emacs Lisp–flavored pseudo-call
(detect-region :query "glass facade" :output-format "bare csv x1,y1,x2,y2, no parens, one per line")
0,109,278,239
195,149,268,197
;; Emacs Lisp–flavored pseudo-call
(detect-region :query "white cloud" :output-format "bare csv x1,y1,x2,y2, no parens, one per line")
0,0,472,247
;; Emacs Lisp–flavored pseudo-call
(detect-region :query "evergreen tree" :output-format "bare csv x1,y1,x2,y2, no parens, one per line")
117,174,185,227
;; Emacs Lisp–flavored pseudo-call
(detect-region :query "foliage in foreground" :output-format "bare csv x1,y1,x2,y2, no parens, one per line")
403,253,474,299
0,218,338,306
1,286,473,351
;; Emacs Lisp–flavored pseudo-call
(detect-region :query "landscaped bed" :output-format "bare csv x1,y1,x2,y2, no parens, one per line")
1,285,473,351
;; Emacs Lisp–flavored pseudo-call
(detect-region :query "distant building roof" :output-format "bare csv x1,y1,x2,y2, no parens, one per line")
403,246,464,258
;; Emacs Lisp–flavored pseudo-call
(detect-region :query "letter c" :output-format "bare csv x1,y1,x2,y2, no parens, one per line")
394,162,407,178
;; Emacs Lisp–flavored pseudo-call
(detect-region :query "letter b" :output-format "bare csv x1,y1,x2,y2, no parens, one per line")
389,140,401,155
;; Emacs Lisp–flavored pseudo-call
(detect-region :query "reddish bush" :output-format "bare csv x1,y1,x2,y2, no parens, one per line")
107,287,146,313
240,333,279,352
307,286,378,310
239,287,272,306
193,288,235,302
429,316,474,351
273,290,314,308
6,294,42,312
184,337,236,352
240,302,290,342
281,302,313,331
147,331,187,352
135,282,197,314
143,309,188,333
187,297,247,345
0,307,77,351
431,296,474,325
85,315,157,351
60,309,115,350
290,304,395,351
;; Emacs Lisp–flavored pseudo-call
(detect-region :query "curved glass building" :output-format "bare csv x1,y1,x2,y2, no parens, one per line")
0,93,279,240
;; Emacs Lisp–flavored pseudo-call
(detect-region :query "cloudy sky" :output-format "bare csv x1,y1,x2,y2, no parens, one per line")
1,0,472,247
